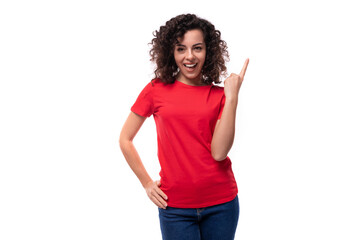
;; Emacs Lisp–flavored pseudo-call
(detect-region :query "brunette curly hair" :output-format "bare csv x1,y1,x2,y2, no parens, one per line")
149,14,229,85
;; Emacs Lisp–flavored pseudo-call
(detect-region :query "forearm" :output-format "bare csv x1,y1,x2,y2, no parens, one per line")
119,139,152,188
211,97,238,161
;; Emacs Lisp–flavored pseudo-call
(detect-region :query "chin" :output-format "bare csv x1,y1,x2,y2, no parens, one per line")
181,72,201,80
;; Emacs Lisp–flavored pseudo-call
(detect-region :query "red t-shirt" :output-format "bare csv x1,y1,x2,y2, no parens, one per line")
131,78,238,208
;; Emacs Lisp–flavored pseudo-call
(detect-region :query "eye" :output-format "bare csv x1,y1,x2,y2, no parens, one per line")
176,47,185,52
194,46,202,51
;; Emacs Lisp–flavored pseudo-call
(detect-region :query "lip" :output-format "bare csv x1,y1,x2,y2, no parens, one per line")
183,63,197,72
183,63,197,68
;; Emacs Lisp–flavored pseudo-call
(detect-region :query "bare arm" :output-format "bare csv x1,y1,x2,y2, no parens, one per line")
211,98,238,161
119,111,168,208
211,58,249,161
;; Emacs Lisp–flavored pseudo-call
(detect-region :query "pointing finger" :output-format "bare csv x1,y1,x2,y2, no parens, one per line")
239,58,249,78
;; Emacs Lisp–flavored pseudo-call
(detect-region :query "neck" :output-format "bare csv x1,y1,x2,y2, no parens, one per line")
176,74,206,86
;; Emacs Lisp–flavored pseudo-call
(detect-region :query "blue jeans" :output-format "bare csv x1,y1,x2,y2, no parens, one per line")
158,195,239,240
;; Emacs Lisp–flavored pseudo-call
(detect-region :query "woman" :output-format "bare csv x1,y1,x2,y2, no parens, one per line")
120,13,249,240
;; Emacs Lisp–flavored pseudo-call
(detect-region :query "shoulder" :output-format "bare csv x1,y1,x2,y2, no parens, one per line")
211,84,224,90
140,78,162,91
211,84,225,95
147,78,176,92
138,78,172,97
147,78,171,88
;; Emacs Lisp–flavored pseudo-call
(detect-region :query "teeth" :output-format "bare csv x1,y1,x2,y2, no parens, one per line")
184,63,196,68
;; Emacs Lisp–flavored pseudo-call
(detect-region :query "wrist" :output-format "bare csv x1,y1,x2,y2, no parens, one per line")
225,96,238,105
142,179,153,189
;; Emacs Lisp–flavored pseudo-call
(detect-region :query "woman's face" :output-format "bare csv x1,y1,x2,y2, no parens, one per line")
174,29,206,84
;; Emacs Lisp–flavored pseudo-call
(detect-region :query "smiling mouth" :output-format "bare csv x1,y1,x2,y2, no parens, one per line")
183,63,197,68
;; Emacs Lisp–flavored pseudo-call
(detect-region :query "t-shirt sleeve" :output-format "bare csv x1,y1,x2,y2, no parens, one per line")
218,94,226,120
130,82,154,118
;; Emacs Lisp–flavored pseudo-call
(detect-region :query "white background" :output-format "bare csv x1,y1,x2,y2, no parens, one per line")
1,0,359,239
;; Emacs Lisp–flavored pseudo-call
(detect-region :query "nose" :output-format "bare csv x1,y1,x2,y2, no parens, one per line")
185,49,195,60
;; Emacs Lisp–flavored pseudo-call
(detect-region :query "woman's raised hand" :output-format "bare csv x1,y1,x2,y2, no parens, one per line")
224,58,249,100
144,180,168,209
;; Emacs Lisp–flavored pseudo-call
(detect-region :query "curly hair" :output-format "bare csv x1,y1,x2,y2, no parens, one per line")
149,14,229,85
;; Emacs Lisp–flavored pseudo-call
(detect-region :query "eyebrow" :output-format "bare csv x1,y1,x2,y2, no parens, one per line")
175,43,204,47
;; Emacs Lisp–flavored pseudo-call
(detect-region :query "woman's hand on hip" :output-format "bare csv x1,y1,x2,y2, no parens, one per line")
144,180,168,209
224,58,249,100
